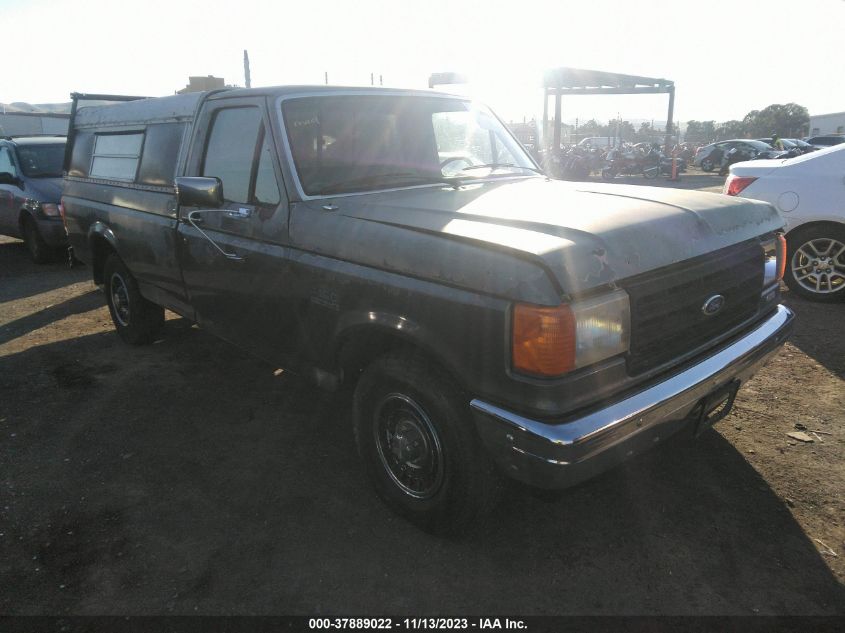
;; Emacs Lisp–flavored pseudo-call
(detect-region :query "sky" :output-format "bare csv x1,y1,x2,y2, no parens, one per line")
2,0,843,125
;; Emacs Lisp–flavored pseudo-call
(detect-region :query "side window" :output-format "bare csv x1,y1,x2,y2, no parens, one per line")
253,130,280,206
138,123,185,186
0,147,16,176
202,107,262,205
90,132,144,181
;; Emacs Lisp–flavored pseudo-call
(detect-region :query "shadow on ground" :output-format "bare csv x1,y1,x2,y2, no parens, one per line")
781,290,845,378
0,290,103,345
1,321,842,615
0,239,89,304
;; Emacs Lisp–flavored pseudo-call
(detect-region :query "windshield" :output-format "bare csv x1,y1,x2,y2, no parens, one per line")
282,95,537,196
15,143,65,178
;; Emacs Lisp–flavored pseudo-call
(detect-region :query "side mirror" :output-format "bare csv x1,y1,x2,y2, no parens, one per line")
0,172,20,186
175,176,223,208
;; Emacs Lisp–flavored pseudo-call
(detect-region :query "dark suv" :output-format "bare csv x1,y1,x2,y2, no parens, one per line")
805,134,845,149
0,136,68,262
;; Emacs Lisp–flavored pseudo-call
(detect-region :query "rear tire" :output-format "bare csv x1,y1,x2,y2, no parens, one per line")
783,225,845,302
353,351,501,535
103,253,165,344
21,217,51,264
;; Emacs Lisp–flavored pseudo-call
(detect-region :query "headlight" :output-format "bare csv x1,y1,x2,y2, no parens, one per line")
762,234,787,287
512,289,630,377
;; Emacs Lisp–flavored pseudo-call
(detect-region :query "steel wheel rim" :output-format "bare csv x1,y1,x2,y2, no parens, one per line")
110,272,131,326
791,237,845,295
374,393,444,499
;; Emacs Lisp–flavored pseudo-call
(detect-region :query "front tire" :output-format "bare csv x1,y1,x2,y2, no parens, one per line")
103,253,165,344
353,351,500,535
21,217,51,264
700,157,714,172
784,225,845,302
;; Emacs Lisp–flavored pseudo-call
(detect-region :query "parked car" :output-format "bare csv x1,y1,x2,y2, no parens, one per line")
694,139,783,172
805,135,845,149
577,136,616,150
784,138,816,152
724,144,845,302
0,136,68,262
63,87,793,533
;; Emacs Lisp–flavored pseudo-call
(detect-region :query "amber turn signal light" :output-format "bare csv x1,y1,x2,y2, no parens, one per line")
777,233,787,282
512,303,576,377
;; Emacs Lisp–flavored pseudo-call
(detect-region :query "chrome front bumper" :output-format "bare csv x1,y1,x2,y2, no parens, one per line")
470,304,795,489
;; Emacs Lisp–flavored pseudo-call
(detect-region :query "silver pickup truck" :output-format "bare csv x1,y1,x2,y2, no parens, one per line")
62,87,794,533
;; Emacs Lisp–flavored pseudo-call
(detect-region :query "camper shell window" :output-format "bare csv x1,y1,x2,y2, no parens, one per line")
90,132,144,181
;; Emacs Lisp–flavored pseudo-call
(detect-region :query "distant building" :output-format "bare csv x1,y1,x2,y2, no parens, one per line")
808,112,845,136
0,111,69,136
176,75,228,94
507,121,539,148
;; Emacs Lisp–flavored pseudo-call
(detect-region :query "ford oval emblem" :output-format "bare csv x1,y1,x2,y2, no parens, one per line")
702,294,726,316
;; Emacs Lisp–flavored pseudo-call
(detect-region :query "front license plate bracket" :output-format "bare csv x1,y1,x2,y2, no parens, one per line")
694,380,741,437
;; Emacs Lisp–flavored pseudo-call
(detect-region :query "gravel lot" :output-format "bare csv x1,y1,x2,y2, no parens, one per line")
1,173,843,615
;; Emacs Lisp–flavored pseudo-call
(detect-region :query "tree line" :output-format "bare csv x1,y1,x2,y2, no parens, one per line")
571,103,810,144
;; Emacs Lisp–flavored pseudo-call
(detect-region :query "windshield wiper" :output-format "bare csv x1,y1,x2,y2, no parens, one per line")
456,163,545,176
315,172,462,195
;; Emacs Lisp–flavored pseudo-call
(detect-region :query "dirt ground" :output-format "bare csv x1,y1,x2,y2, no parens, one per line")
1,173,844,615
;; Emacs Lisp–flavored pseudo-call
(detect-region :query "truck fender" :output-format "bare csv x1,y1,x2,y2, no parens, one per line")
332,312,465,391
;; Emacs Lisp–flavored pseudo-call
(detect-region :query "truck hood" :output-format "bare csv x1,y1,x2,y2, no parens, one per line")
337,177,783,294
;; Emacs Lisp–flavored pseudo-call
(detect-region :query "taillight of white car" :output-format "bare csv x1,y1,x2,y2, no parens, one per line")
723,175,757,196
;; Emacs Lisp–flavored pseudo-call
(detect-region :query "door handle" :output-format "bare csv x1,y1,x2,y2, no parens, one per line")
186,210,245,262
225,207,253,219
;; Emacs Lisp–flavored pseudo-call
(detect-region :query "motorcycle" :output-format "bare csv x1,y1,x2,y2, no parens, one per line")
542,146,598,181
602,145,661,180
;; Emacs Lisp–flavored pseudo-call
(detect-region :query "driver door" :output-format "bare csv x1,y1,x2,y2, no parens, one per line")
176,98,296,362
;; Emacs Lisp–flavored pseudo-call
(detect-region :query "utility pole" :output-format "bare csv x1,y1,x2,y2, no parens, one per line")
370,73,374,86
324,71,328,85
379,74,383,86
243,50,251,89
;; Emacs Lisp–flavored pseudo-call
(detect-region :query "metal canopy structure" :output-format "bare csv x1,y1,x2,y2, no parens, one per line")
543,67,675,150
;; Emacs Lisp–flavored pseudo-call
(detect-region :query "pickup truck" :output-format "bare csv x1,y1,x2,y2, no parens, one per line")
62,86,794,534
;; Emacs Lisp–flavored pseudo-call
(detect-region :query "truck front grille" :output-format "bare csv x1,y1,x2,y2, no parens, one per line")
623,241,764,375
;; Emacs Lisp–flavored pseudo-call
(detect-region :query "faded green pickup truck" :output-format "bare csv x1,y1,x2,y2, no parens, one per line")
62,86,793,533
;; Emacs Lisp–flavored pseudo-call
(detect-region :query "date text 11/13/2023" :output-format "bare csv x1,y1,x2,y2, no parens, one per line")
308,617,527,629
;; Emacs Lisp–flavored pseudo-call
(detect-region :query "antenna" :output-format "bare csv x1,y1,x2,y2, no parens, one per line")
243,50,251,89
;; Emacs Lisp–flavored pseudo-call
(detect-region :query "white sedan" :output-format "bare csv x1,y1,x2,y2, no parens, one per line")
724,144,845,302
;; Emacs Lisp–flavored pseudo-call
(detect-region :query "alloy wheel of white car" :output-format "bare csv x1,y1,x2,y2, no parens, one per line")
788,234,845,299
